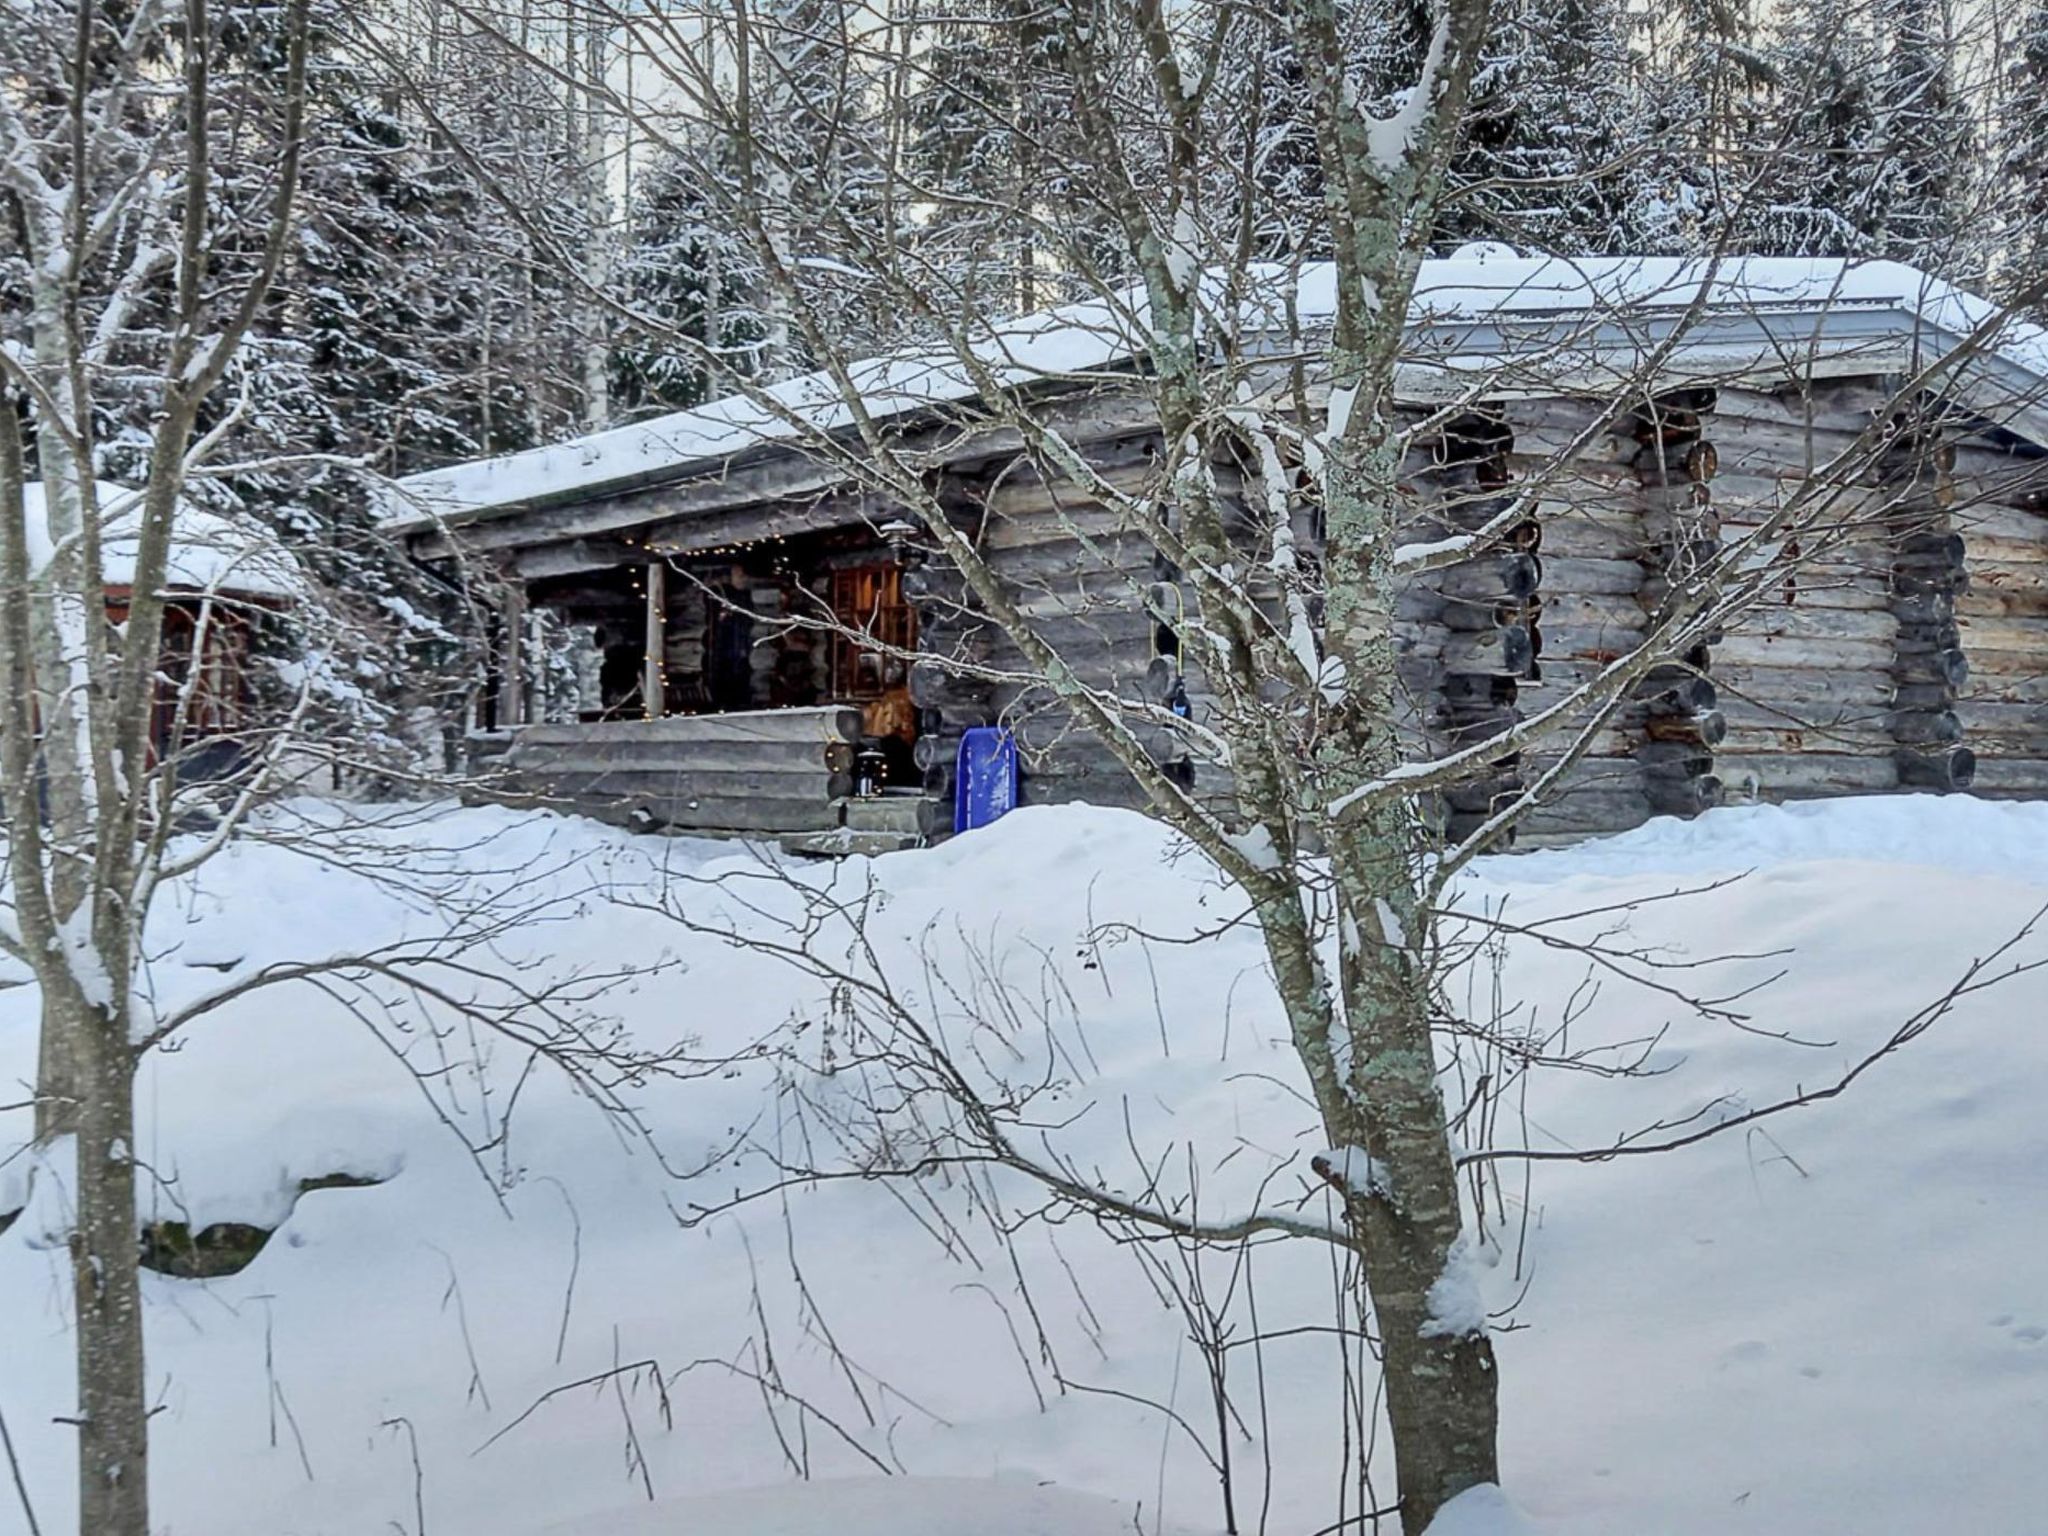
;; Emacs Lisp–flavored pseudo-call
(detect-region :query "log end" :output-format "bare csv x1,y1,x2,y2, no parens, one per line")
1896,747,1976,792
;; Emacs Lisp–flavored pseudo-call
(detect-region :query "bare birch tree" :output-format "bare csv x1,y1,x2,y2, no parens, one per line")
0,0,316,1525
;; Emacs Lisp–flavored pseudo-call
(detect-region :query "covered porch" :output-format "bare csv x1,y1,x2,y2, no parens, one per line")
473,512,937,849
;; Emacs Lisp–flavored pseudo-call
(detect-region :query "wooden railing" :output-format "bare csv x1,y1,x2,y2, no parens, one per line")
485,706,864,834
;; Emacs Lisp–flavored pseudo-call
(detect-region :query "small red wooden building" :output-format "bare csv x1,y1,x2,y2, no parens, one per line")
25,480,300,770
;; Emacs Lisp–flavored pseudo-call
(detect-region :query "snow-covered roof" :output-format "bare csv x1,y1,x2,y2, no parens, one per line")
383,252,2048,533
25,480,303,602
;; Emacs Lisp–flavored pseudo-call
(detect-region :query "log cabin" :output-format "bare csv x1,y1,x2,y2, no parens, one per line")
383,254,2048,851
24,480,300,777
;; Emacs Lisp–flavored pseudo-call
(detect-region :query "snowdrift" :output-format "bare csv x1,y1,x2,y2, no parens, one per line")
3,795,2045,1535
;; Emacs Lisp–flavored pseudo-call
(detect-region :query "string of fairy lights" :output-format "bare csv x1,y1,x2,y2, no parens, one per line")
576,521,920,718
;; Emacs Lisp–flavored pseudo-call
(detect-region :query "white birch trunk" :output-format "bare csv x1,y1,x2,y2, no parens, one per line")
576,11,613,429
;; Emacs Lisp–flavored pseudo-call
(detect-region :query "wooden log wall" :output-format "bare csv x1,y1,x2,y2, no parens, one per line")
1625,393,1726,821
1387,384,2032,839
1508,403,1650,841
904,447,1186,836
908,383,2048,842
1464,394,1728,844
905,532,990,834
898,382,2048,849
488,707,864,833
1951,444,2048,795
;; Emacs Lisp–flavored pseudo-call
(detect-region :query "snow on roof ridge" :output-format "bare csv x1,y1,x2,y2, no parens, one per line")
384,253,2047,530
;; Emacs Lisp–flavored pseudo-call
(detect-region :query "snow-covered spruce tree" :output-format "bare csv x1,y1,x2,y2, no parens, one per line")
2000,0,2048,312
1244,21,1333,260
288,43,522,478
1747,0,1887,254
408,15,603,445
1437,0,1664,253
1245,0,1664,258
186,1,491,770
1626,0,1767,253
900,0,1110,311
1735,0,1984,268
613,139,767,416
737,0,899,373
1238,0,1437,260
901,0,1040,313
1870,0,1975,275
371,0,738,410
0,1,312,1527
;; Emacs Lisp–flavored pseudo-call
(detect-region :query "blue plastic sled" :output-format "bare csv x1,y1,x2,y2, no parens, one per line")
954,726,1020,833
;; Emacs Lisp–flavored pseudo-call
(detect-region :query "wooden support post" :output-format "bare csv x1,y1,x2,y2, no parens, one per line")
643,558,667,720
499,579,527,729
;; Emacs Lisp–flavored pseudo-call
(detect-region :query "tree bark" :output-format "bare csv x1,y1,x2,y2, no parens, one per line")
24,293,102,1146
63,988,149,1536
1322,419,1501,1531
34,997,78,1142
0,5,313,1530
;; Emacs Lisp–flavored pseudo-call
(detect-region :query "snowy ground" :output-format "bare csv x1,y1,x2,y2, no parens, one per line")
3,794,2046,1536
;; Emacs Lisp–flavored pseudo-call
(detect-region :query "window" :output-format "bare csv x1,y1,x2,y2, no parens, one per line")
827,563,915,702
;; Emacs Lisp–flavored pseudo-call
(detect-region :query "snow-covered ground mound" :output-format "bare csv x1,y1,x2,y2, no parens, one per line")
3,794,2045,1535
526,1476,1208,1536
